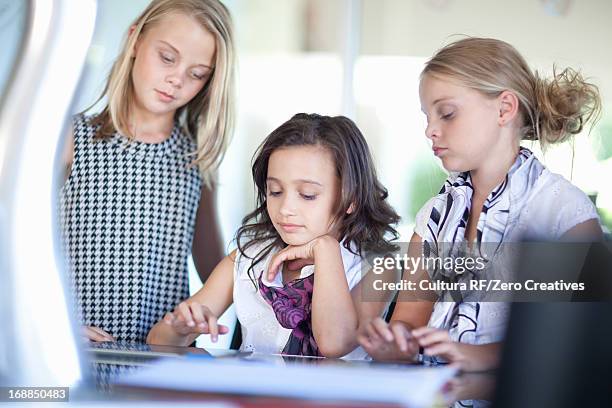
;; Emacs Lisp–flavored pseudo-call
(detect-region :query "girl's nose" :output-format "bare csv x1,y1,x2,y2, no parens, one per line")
425,122,439,140
279,195,296,217
166,73,182,89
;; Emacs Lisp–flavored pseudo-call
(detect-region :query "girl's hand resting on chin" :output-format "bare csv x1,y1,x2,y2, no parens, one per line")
266,235,339,281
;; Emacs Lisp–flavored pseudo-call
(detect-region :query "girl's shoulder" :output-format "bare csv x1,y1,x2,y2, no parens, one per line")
234,238,277,273
71,113,101,145
173,123,198,153
72,113,98,130
339,241,365,289
413,196,439,239
520,169,598,238
530,169,596,216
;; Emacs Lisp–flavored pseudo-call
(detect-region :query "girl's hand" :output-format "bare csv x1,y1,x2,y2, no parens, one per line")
357,318,419,362
165,300,229,343
412,327,463,364
83,326,115,342
266,235,338,281
412,327,501,372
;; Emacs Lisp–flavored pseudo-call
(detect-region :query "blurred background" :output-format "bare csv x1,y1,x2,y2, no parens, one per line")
57,0,612,347
74,0,612,246
2,0,611,351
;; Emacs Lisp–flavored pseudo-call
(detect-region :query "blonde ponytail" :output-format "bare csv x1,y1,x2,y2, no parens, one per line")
422,37,602,150
531,67,601,147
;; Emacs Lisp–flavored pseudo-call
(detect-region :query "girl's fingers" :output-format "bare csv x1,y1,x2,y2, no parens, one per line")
189,303,206,325
358,325,382,351
415,329,451,348
196,321,210,334
206,314,219,342
372,318,394,342
83,327,105,342
90,326,115,341
84,326,114,342
364,321,383,343
163,312,176,325
424,342,454,358
357,333,373,350
411,326,438,337
218,324,230,334
390,323,411,353
177,302,195,327
267,245,313,280
361,337,382,357
267,250,288,280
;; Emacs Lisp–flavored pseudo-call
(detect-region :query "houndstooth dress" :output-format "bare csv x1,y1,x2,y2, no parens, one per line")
60,115,202,343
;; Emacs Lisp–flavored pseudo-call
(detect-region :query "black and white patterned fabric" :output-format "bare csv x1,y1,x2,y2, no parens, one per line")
60,114,202,343
420,147,544,347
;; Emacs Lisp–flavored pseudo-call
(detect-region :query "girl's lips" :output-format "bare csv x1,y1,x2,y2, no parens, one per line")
279,223,304,233
155,89,175,103
433,147,448,157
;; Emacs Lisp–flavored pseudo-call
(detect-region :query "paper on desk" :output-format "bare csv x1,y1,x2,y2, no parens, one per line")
115,357,456,407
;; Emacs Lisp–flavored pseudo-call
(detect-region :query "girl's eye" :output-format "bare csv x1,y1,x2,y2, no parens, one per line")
441,112,454,120
268,191,282,197
160,53,174,64
301,194,317,201
191,72,206,80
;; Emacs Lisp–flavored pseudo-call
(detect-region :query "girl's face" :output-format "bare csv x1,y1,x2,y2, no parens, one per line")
131,12,215,119
419,74,504,173
266,145,340,246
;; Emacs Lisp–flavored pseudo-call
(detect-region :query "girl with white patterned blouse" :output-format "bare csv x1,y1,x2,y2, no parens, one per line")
358,37,603,375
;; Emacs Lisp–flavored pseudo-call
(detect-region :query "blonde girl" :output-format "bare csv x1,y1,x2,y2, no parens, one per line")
359,37,602,372
60,0,236,343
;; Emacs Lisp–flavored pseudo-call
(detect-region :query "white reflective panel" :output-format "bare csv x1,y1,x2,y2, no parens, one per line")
0,0,97,387
0,0,26,96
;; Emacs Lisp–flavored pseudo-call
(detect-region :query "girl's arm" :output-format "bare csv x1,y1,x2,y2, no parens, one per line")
311,231,436,358
310,236,358,358
147,250,236,346
265,236,359,358
561,219,603,241
61,124,74,184
358,232,435,361
192,183,225,283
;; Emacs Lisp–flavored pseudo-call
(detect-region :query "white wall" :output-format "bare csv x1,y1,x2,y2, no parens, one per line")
361,0,612,112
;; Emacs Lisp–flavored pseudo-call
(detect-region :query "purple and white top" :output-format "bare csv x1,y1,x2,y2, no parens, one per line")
233,239,368,359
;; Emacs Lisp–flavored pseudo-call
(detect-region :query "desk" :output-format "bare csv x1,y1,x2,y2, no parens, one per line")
86,343,480,407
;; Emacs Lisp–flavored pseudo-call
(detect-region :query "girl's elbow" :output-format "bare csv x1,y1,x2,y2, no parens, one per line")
316,335,356,358
317,342,347,359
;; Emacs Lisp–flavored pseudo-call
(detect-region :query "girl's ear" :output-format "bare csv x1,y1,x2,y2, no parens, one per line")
129,25,140,57
498,90,520,126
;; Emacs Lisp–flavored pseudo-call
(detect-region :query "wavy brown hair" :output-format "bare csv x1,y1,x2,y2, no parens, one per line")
235,113,400,282
422,37,601,149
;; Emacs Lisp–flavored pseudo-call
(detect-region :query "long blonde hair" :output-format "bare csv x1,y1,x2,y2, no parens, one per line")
89,0,236,186
422,37,601,149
